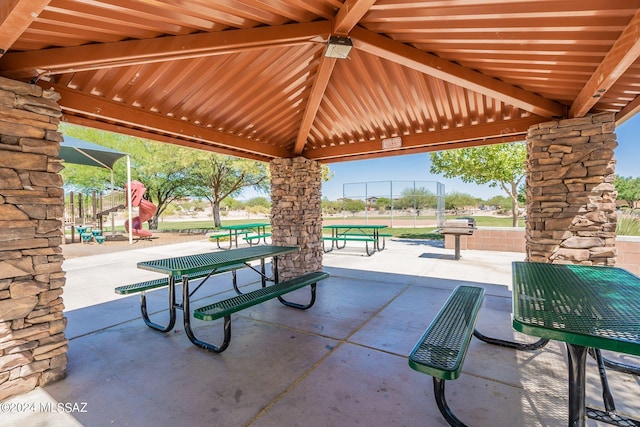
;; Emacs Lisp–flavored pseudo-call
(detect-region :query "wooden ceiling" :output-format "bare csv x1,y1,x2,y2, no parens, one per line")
2,0,640,163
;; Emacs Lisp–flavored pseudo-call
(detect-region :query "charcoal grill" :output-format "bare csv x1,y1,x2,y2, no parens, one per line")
439,218,477,260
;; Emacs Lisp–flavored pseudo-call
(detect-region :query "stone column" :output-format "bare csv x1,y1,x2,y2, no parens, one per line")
525,112,617,265
0,77,67,400
270,157,323,280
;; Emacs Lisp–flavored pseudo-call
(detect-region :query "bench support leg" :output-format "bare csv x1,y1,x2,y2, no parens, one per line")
365,241,374,256
433,378,468,427
278,283,316,309
139,279,177,333
588,348,640,376
473,329,549,351
181,275,231,353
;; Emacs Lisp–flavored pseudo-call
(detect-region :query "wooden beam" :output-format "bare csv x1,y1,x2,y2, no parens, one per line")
304,115,545,161
350,27,565,119
570,9,640,118
293,55,336,155
615,93,640,125
63,115,271,162
316,134,526,164
333,0,377,36
49,83,291,160
1,21,331,78
0,0,49,55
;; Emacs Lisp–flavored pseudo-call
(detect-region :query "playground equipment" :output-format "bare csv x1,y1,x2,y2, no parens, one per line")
124,180,157,239
64,190,126,243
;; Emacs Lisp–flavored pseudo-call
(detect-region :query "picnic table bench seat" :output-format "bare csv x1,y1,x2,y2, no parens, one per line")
409,285,485,427
114,263,247,295
209,230,248,249
322,235,376,255
190,271,330,353
115,263,249,332
338,231,393,250
243,232,271,245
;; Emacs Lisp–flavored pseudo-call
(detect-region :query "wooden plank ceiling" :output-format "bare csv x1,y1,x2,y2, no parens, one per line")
1,0,640,163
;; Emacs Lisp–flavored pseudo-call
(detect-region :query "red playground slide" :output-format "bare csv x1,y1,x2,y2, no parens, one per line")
124,180,158,238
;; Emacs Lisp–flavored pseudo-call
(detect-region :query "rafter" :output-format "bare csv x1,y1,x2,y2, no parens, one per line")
570,9,640,118
615,93,640,125
63,115,270,162
0,21,331,78
304,115,544,161
316,134,527,164
293,55,336,155
350,27,565,119
333,0,377,36
49,84,291,160
0,0,49,55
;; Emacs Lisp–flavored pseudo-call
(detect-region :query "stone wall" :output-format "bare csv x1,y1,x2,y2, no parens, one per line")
0,77,67,400
270,157,323,280
525,112,618,264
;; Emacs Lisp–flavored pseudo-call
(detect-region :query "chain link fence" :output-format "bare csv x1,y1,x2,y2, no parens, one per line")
331,180,445,228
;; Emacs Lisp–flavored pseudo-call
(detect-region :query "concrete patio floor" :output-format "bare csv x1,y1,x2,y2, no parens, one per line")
3,238,640,426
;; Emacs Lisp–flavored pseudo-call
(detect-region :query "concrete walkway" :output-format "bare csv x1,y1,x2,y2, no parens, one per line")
2,239,639,426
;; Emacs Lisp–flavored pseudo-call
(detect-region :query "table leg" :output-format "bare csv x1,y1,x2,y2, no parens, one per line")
182,275,230,353
273,255,279,284
140,276,177,332
566,344,588,427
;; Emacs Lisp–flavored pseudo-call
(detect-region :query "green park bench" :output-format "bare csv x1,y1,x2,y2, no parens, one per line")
192,271,330,352
408,285,485,427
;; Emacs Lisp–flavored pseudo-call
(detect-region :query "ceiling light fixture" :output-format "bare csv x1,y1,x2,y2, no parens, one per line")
325,36,352,59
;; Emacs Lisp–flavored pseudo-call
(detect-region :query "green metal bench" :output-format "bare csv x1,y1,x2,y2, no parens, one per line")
243,233,271,246
338,231,393,250
115,263,246,295
209,231,248,249
409,285,485,427
322,235,376,255
115,263,248,331
191,271,330,353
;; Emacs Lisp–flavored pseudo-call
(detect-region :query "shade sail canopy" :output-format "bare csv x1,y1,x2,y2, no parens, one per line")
60,136,127,170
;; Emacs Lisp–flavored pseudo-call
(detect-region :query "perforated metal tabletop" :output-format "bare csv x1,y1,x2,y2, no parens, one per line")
137,245,299,277
512,261,640,356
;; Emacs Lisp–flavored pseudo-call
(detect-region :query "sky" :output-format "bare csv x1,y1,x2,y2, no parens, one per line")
319,113,640,201
238,113,639,201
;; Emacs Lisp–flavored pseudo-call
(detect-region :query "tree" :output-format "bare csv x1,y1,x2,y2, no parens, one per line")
342,198,365,216
396,187,437,215
189,153,269,227
486,195,512,211
430,142,526,226
60,125,195,229
615,176,640,209
445,192,478,213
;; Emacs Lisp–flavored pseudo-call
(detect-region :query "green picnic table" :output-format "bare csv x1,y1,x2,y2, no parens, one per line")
512,262,640,427
129,245,328,352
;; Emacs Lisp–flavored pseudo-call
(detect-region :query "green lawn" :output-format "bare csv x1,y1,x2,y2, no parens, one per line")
80,216,523,240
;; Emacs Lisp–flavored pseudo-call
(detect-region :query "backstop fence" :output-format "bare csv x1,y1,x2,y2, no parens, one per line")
334,180,445,228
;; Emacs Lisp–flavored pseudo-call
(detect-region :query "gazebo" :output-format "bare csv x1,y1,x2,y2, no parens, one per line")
0,0,638,403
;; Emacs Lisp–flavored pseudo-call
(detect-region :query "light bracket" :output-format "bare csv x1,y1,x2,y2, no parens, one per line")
325,36,353,59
